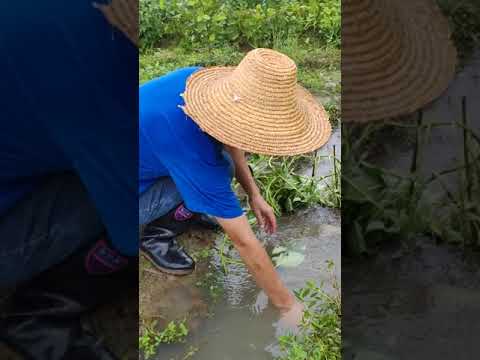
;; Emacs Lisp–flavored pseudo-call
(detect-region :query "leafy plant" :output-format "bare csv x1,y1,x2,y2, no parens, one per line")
343,98,480,255
139,0,340,49
247,154,340,216
277,266,341,360
139,319,189,359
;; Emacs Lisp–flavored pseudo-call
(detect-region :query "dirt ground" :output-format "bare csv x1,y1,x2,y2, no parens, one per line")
139,228,218,335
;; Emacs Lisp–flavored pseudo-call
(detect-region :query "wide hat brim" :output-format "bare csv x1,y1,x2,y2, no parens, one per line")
342,0,457,122
183,67,332,156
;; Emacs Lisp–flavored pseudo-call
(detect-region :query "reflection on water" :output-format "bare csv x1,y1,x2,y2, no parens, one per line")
343,239,480,360
154,206,340,360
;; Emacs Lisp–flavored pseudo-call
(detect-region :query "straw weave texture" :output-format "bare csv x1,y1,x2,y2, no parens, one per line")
342,0,457,122
95,0,138,46
183,49,331,156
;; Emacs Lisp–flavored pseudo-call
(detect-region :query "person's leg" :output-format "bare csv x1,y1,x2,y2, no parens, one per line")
0,173,137,360
139,176,182,226
138,154,234,275
0,172,104,288
138,177,194,275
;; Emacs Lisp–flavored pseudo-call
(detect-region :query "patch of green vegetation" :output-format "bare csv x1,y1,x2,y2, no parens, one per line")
139,45,243,84
182,345,200,359
437,0,480,65
140,0,340,49
190,246,214,262
343,98,480,255
194,266,225,301
277,263,341,360
247,153,341,215
139,319,189,359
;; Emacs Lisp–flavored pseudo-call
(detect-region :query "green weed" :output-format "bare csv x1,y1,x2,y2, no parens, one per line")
140,0,340,49
139,319,189,359
277,263,341,360
343,97,480,255
247,153,340,215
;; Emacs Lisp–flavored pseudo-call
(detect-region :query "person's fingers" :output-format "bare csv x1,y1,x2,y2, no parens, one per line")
255,209,265,228
267,209,277,234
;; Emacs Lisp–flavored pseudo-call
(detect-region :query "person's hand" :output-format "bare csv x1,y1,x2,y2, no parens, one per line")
249,194,277,234
276,300,305,334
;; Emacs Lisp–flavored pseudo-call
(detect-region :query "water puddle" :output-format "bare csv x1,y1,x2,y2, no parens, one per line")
343,239,480,360
299,125,341,191
151,206,340,360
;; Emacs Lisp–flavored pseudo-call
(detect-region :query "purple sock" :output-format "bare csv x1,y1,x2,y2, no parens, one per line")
174,203,194,221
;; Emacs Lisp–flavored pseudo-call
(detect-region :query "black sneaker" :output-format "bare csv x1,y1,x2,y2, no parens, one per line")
140,228,195,276
151,203,219,236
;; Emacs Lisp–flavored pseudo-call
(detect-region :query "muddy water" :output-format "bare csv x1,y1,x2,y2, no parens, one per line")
152,206,340,360
343,240,480,360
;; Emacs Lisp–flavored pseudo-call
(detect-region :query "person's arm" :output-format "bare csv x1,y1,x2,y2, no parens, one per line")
224,145,277,233
216,214,295,311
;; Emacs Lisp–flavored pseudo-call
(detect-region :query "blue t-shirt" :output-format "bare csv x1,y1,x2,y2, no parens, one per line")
0,1,138,256
139,68,243,219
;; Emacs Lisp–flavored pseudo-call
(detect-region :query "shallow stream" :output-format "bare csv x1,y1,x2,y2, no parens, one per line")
152,206,340,360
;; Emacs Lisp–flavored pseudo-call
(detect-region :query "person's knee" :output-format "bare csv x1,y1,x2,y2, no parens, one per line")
0,173,104,287
138,177,182,225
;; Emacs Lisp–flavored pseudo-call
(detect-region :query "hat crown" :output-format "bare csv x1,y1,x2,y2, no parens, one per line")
228,48,298,111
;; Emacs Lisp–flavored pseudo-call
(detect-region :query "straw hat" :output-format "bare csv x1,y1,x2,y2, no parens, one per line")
183,49,331,156
94,0,138,46
343,0,457,122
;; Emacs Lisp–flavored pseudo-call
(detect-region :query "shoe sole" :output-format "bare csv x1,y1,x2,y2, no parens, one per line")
140,250,194,276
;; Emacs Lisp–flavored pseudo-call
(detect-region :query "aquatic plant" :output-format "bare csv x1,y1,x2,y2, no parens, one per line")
272,245,306,268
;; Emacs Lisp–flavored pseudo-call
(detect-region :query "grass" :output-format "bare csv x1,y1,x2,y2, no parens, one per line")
140,41,340,104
